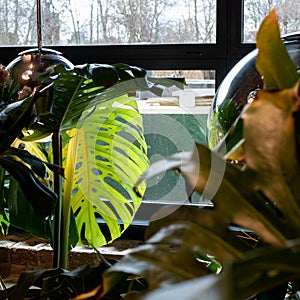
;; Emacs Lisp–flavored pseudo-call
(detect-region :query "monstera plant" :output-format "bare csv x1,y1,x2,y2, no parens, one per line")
0,59,149,296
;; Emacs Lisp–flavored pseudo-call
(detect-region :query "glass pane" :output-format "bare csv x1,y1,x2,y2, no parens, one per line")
243,0,300,43
138,70,215,204
0,0,216,46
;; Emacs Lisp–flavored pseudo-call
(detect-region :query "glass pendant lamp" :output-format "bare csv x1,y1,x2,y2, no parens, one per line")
6,0,74,116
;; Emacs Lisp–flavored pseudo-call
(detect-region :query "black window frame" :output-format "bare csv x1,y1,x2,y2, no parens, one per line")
0,0,255,88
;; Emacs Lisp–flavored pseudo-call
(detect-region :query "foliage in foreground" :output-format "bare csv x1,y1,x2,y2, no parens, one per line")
2,8,300,300
101,9,300,300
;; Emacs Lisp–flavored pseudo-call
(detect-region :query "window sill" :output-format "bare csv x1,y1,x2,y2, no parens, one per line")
0,232,143,284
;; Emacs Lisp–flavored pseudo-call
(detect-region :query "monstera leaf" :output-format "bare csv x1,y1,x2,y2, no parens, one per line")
0,61,148,264
23,63,147,141
1,62,148,248
63,93,148,248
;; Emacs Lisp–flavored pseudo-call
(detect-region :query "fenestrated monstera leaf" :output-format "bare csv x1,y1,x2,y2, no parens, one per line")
0,61,149,267
65,93,148,247
23,63,148,141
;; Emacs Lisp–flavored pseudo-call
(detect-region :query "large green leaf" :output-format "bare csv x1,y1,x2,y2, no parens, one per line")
23,64,148,141
230,241,300,300
68,93,148,247
7,178,49,239
0,156,57,219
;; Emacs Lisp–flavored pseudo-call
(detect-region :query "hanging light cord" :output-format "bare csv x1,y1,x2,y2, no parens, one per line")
37,0,42,51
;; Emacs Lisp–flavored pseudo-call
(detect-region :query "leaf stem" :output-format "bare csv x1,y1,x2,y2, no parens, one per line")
52,128,64,268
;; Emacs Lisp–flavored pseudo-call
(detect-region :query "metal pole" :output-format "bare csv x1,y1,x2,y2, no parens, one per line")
36,0,42,51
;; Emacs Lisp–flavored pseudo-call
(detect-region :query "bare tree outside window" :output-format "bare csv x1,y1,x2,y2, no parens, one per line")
0,0,65,46
112,0,176,44
184,0,216,43
1,0,299,46
0,0,36,45
244,0,300,42
0,0,217,45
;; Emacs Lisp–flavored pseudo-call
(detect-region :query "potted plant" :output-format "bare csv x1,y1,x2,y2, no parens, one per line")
0,58,150,298
2,8,299,300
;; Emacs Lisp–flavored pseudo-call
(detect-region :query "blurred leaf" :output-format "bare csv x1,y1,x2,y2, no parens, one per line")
231,240,300,300
241,82,300,231
256,9,299,90
141,274,230,300
0,268,63,300
145,206,249,261
101,270,132,299
106,221,217,292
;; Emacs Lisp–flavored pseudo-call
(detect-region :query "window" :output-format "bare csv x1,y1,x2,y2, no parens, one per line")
0,1,253,87
2,0,285,226
137,69,213,205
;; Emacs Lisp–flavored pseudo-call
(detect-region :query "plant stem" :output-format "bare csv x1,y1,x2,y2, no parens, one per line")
52,129,64,268
61,129,78,268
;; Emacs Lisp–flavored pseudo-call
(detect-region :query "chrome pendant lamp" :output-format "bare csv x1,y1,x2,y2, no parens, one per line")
6,0,74,115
